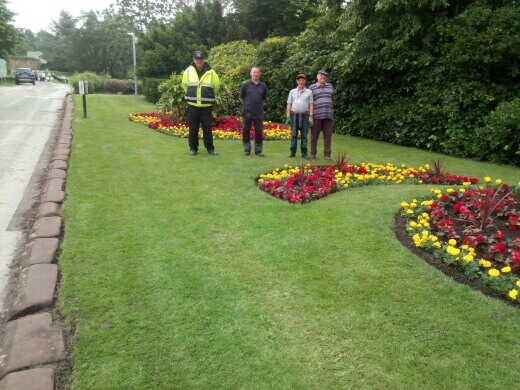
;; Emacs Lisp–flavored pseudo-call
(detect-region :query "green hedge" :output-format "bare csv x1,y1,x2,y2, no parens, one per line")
142,78,167,103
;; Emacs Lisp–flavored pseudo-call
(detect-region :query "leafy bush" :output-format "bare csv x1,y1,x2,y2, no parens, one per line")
209,41,256,117
474,98,520,166
142,78,167,103
69,72,106,94
252,37,292,122
104,79,126,94
157,74,186,123
330,2,520,165
124,79,139,95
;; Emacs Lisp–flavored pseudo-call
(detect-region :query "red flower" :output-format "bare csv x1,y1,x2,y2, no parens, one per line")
508,215,519,230
491,241,507,254
453,201,464,213
463,236,476,247
495,230,506,240
512,250,520,264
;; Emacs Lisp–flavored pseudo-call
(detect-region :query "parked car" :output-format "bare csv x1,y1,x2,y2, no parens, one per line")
14,68,36,85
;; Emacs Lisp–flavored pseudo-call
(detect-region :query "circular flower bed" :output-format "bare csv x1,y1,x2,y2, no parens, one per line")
400,178,520,304
129,113,290,140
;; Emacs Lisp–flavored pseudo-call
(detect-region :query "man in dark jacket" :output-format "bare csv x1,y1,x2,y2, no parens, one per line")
239,66,268,157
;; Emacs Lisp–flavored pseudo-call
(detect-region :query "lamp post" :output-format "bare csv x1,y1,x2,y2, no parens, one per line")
128,32,137,95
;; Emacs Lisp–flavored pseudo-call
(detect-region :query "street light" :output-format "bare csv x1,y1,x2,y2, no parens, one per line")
127,32,137,95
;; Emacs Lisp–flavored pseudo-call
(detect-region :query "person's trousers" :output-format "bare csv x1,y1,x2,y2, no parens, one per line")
290,113,309,155
242,115,264,154
311,118,333,157
186,105,214,152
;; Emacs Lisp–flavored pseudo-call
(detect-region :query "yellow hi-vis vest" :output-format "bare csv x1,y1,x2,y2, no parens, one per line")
182,65,220,107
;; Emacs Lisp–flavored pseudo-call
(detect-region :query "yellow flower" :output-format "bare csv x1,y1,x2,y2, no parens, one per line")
463,254,474,263
495,178,502,185
484,176,492,183
479,259,492,268
488,269,500,278
516,280,520,287
501,266,511,273
508,289,518,301
448,239,457,246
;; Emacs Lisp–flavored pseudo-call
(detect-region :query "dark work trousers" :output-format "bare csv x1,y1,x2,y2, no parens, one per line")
187,105,214,152
290,113,309,156
242,115,264,154
310,118,333,157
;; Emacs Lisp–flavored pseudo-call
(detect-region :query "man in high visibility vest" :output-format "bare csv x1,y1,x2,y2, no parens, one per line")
182,50,220,155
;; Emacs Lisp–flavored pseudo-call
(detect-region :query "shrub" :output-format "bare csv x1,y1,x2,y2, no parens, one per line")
104,79,126,94
474,98,520,166
157,74,186,123
69,72,106,94
142,78,167,103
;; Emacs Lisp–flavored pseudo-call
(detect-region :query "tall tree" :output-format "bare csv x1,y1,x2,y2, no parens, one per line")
37,11,78,71
115,0,185,32
230,0,320,40
138,0,249,78
12,29,35,56
0,0,25,59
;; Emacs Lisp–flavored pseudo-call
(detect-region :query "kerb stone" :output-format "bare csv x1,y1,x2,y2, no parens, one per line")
9,264,58,319
34,217,62,238
0,313,65,378
24,238,59,266
37,202,60,218
0,367,54,390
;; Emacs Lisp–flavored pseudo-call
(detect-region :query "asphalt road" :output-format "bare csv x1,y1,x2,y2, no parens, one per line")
0,81,72,319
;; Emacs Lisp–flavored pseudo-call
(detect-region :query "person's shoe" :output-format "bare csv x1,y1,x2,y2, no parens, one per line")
208,150,218,156
309,155,316,159
256,152,265,157
244,151,250,156
324,155,331,160
302,154,309,159
289,153,295,158
189,150,197,156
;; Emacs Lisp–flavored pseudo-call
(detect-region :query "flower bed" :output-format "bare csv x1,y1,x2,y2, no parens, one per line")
257,160,479,204
400,177,520,303
129,113,290,140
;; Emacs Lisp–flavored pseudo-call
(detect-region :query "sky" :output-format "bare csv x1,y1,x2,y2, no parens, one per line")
8,0,115,33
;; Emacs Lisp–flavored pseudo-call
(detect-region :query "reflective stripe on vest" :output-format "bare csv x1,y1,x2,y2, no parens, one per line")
184,69,216,104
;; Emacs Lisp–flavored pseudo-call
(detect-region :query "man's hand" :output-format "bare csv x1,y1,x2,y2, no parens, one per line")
285,117,291,125
308,115,314,126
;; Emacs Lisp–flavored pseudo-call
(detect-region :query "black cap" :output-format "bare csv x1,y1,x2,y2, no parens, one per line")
193,50,205,58
317,69,328,76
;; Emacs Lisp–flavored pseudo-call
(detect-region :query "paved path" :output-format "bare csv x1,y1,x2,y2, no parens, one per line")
0,83,71,314
0,88,73,389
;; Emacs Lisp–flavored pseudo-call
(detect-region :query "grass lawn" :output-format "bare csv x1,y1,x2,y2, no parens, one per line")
60,95,520,389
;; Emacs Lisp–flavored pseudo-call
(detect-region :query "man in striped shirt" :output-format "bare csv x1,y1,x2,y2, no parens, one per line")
309,70,335,160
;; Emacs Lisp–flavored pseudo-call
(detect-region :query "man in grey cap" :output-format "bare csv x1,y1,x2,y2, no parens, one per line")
181,50,220,155
309,69,335,160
